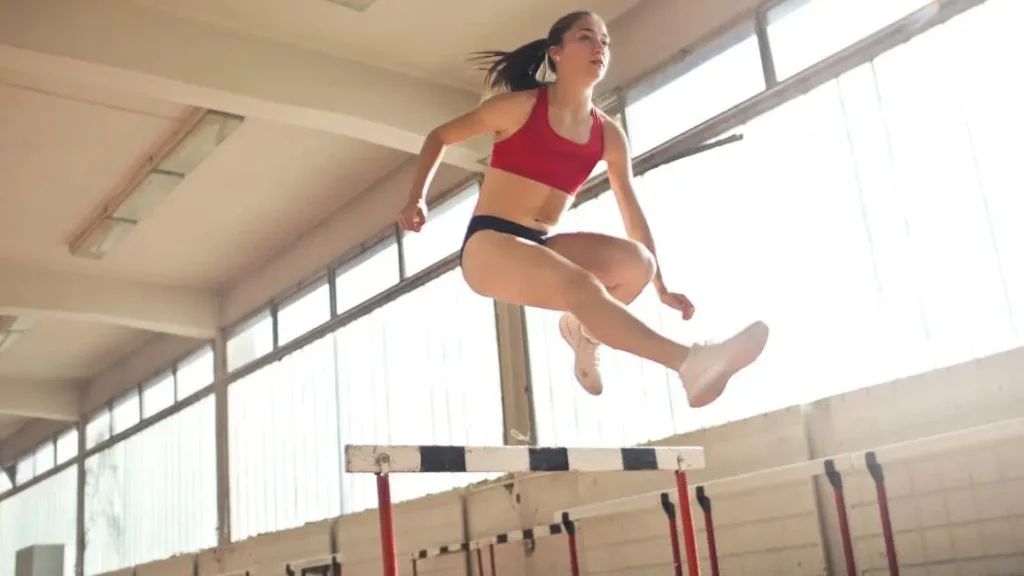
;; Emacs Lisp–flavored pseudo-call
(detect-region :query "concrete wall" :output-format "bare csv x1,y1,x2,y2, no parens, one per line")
104,345,1024,576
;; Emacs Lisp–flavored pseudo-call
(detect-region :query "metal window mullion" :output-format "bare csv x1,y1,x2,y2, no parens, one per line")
755,8,779,88
214,332,231,546
171,363,180,404
396,225,408,281
270,303,280,350
75,417,86,576
328,266,339,318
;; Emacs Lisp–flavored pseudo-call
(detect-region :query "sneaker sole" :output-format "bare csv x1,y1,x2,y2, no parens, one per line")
558,315,604,396
689,321,770,408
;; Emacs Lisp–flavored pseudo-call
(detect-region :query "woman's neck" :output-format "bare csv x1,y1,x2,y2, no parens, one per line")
547,80,593,116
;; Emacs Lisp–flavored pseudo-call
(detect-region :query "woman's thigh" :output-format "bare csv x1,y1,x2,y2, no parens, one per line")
460,230,600,311
545,232,655,289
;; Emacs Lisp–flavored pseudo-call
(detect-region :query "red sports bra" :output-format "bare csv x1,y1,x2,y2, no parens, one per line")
489,86,605,195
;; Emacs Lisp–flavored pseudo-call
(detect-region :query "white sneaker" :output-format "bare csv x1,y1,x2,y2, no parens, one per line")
559,312,604,395
678,321,769,408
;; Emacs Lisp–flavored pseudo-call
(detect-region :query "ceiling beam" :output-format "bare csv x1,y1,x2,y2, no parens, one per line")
0,263,219,339
0,377,81,421
0,0,491,171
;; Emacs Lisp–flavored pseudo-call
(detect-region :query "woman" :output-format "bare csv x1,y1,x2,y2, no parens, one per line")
397,10,768,407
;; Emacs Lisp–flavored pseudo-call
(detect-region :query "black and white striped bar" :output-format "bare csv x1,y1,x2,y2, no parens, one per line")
412,522,566,560
557,416,1024,522
345,444,705,474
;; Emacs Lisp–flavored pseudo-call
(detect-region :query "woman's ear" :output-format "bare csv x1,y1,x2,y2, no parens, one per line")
547,44,561,64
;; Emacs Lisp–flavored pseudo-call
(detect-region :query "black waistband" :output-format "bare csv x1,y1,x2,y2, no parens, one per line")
463,215,549,247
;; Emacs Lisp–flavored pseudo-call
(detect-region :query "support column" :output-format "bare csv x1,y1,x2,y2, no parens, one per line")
492,302,534,446
75,419,86,576
214,333,231,547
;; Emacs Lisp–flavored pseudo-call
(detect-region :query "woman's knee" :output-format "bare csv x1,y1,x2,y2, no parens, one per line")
618,239,656,285
559,267,610,310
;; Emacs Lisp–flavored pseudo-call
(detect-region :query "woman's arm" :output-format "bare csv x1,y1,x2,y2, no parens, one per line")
603,117,668,294
604,118,694,319
407,91,534,205
399,90,534,232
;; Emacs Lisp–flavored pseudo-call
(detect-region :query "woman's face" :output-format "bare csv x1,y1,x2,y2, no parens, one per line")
550,14,611,85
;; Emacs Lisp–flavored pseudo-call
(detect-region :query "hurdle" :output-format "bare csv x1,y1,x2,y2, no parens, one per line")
344,444,706,576
284,555,342,576
410,521,567,575
558,416,1024,576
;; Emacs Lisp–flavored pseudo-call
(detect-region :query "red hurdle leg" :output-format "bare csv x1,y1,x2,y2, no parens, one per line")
561,512,580,576
660,493,684,576
676,471,701,576
376,474,398,576
824,459,858,576
696,487,719,576
867,452,899,576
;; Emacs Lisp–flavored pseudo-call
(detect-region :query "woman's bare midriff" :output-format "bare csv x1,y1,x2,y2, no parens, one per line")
472,167,575,232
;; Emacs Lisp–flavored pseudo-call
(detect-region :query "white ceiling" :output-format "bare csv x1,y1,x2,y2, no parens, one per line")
130,0,645,88
0,318,148,380
0,0,648,447
0,71,405,288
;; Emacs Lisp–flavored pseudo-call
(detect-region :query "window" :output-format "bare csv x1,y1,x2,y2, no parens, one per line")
527,0,1024,443
226,310,274,372
15,454,33,485
56,428,78,465
766,0,934,81
334,236,401,314
141,372,175,419
34,441,55,476
277,278,331,346
228,335,341,540
625,25,765,156
336,269,504,511
401,184,479,276
111,388,140,435
176,346,214,400
0,466,77,576
229,268,504,538
86,408,111,449
84,398,216,575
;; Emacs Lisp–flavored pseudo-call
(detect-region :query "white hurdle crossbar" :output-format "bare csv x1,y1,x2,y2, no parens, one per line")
344,443,706,576
555,417,1024,576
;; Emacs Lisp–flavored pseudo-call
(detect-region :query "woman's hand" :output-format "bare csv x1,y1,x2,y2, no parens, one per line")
658,288,695,321
397,198,428,232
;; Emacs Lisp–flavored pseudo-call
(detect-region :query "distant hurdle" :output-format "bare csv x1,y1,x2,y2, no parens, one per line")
556,417,1024,576
344,444,706,576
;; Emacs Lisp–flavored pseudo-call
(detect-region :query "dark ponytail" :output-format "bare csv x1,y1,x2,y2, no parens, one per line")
470,11,595,93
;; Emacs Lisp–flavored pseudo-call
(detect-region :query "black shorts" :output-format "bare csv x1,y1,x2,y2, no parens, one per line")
461,215,549,260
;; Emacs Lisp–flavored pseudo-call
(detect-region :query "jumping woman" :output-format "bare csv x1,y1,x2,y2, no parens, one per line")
397,10,769,407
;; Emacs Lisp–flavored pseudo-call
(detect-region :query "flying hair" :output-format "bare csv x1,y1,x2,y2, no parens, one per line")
469,11,596,93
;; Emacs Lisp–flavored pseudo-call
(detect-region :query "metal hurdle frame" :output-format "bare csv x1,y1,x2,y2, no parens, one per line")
344,444,706,576
410,521,566,576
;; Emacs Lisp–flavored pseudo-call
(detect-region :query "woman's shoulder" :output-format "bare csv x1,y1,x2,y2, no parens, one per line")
480,86,541,108
477,88,542,131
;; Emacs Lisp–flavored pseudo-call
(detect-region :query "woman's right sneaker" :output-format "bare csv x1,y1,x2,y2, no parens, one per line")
677,321,769,408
